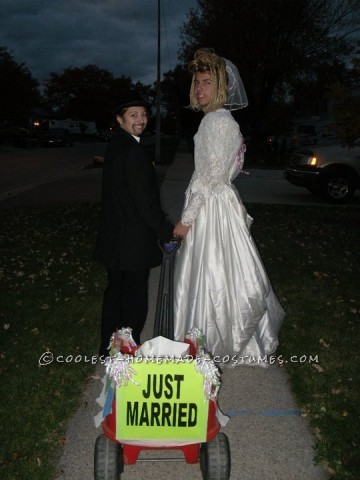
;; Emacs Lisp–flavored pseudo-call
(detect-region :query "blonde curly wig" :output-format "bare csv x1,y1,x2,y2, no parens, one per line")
188,48,227,112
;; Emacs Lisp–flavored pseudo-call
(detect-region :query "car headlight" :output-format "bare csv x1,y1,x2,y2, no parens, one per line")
299,156,317,166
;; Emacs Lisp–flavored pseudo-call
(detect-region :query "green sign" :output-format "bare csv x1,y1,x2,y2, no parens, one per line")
115,360,209,442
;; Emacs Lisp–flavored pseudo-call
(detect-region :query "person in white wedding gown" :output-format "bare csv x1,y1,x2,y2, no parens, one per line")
173,48,285,367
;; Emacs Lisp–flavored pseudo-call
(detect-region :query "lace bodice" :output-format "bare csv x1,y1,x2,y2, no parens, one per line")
181,109,244,226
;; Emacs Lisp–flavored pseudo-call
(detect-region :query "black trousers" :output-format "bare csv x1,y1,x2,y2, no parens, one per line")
99,268,150,356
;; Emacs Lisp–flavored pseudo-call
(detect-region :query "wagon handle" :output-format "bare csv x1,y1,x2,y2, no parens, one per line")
158,237,181,256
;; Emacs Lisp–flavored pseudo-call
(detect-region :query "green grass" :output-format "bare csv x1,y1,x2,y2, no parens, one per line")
248,204,360,479
0,202,359,479
0,204,105,479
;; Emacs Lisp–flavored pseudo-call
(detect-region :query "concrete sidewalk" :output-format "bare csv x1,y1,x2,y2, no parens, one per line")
55,141,327,480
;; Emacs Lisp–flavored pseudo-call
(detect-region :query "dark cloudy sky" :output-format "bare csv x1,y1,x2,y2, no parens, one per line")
0,0,198,85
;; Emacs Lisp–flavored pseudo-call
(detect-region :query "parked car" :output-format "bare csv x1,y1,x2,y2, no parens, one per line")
284,139,360,203
98,128,114,142
38,128,73,147
0,127,38,147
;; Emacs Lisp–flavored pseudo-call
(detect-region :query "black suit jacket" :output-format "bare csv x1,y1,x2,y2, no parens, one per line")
94,128,173,270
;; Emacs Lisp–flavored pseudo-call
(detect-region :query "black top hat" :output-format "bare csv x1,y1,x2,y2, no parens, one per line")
113,90,148,114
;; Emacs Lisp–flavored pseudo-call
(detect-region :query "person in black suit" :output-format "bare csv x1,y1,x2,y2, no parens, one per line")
94,91,173,356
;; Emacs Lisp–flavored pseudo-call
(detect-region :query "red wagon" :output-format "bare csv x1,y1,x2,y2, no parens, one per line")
94,335,230,480
94,241,231,479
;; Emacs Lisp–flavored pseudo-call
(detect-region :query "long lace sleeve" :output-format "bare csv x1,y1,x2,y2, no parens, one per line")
181,111,241,226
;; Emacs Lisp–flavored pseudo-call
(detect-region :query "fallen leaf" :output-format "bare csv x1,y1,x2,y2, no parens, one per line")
319,338,330,348
312,363,325,373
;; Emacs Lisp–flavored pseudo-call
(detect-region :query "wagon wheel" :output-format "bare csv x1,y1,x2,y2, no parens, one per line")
200,432,231,480
94,434,123,480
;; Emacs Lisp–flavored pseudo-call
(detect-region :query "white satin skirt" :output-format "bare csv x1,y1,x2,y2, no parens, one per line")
174,185,285,367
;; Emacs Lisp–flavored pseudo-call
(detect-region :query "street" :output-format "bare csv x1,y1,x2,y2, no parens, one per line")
0,141,359,209
0,142,106,202
234,170,360,206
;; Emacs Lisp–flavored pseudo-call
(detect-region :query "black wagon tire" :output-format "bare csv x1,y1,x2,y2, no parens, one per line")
94,434,123,480
322,172,354,203
200,432,231,480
